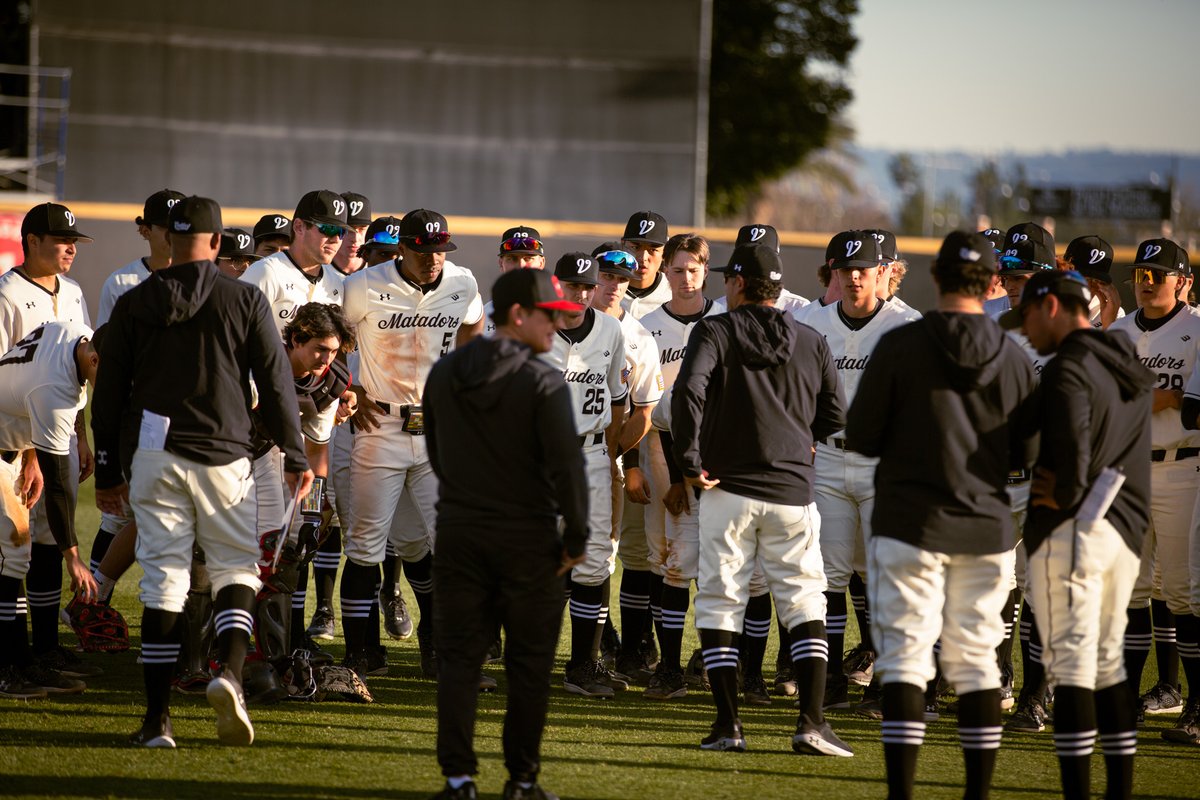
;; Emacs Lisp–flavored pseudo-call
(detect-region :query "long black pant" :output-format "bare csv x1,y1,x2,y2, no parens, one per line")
434,524,563,783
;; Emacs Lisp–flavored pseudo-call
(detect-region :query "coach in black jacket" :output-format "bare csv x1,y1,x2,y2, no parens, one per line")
847,231,1039,800
92,196,310,750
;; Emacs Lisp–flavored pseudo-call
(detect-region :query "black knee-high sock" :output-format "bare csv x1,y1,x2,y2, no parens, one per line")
1176,614,1200,702
881,682,925,800
776,614,793,672
1151,598,1180,688
997,588,1021,689
849,572,873,651
568,580,604,668
959,689,1002,800
311,526,341,608
403,552,434,639
290,565,308,650
824,589,848,678
589,577,611,657
213,584,256,684
1124,607,1152,696
648,572,664,649
1021,606,1046,697
89,526,116,573
699,628,740,726
789,619,829,723
618,569,651,658
0,575,28,668
739,592,772,678
340,560,379,655
26,543,62,654
380,542,398,601
367,575,382,649
659,583,689,673
1052,685,1097,800
1095,682,1137,800
140,607,182,722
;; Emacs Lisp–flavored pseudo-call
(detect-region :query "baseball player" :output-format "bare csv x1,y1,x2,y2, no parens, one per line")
92,195,311,748
980,228,1010,317
331,192,372,276
1108,239,1200,742
791,237,849,325
1000,269,1153,799
240,190,349,336
339,209,483,680
253,213,292,258
0,321,100,699
483,226,545,337
711,225,809,314
866,229,915,313
619,211,673,319
1062,236,1125,330
216,228,257,279
802,230,920,712
846,231,1039,800
1,202,96,682
540,252,628,698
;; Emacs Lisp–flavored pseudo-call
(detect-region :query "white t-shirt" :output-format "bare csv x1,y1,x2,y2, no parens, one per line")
540,309,628,436
0,269,91,355
0,321,90,454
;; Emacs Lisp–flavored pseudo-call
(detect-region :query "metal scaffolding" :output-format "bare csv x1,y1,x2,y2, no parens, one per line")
0,62,71,199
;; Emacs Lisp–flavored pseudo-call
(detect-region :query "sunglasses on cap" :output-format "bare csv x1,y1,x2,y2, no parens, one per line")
998,256,1053,272
595,250,638,271
1130,267,1182,285
500,236,543,253
409,231,452,247
305,220,346,239
368,230,400,246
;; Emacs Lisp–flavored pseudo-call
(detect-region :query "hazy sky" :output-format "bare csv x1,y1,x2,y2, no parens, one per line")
845,0,1199,154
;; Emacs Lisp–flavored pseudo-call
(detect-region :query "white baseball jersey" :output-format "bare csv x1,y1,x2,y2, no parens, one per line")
713,288,809,316
240,250,346,336
1087,293,1125,328
0,270,91,355
987,303,1051,378
617,311,664,408
791,297,833,326
620,273,674,320
640,298,719,404
0,321,90,454
96,258,152,326
482,299,497,337
342,259,483,406
297,372,340,445
1111,305,1200,450
540,309,628,436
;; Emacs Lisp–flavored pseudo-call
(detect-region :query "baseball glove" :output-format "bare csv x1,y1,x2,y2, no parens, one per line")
64,596,130,653
316,665,374,704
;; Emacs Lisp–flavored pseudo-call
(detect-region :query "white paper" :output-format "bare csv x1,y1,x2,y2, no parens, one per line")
138,410,171,451
1077,467,1125,523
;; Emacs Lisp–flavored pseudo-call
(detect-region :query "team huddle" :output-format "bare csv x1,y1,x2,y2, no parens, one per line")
0,188,1198,800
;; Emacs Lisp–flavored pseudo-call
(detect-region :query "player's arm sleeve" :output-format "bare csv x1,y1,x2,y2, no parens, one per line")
463,291,484,326
90,300,135,489
538,376,589,557
96,280,117,326
341,271,367,326
245,291,307,473
1042,362,1092,510
631,337,664,406
671,320,718,478
33,448,77,551
811,336,847,443
302,399,337,445
0,301,15,355
608,327,628,406
844,336,891,457
1183,365,1200,430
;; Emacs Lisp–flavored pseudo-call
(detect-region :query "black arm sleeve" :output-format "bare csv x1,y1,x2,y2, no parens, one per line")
671,320,719,477
620,445,640,471
91,298,135,489
1183,396,1200,431
34,449,77,551
659,429,683,484
811,337,848,443
245,291,307,472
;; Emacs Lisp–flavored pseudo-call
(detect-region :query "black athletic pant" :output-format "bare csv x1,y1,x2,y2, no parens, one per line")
433,524,563,783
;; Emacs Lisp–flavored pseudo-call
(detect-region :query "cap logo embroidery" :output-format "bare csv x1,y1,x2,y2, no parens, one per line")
638,219,656,236
237,234,252,250
349,201,364,217
769,270,782,280
64,210,76,226
986,229,1001,236
1011,232,1028,243
576,258,592,274
513,231,530,238
165,198,179,209
332,199,346,216
1004,248,1019,258
1143,244,1162,260
274,216,288,229
1088,249,1106,265
749,227,766,242
844,240,863,258
386,224,400,236
425,221,442,233
959,247,981,262
871,232,885,243
174,221,191,231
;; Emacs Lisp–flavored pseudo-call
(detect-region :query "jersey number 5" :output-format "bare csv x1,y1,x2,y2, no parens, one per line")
582,387,606,415
0,326,45,366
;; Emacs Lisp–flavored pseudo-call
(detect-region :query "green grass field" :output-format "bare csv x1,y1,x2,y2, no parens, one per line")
0,483,1197,800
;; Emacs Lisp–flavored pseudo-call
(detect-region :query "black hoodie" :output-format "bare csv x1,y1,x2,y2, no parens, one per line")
671,304,845,506
423,335,588,557
846,312,1039,554
1025,328,1154,555
92,260,305,488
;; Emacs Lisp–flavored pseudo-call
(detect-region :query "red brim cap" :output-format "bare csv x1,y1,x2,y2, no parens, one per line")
536,299,584,311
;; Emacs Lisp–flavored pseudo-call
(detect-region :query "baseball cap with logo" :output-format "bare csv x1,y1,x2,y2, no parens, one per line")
136,189,186,227
341,192,372,227
999,270,1093,330
622,211,668,246
826,230,882,270
735,224,780,253
979,228,1005,254
591,240,624,258
498,225,544,256
934,230,997,272
399,209,457,253
595,249,637,280
492,268,584,316
864,229,901,262
998,237,1055,276
21,202,94,242
553,252,599,286
294,190,351,231
1130,237,1190,277
168,196,222,235
361,216,402,254
1063,235,1114,283
717,244,785,283
219,228,255,259
254,213,292,242
1004,222,1055,257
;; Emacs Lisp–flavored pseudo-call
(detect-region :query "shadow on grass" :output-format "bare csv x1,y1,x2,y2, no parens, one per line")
0,775,433,799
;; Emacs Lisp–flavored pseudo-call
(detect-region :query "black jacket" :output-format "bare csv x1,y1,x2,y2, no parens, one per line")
671,304,845,506
92,260,305,488
846,312,1039,555
424,335,589,557
1025,328,1153,555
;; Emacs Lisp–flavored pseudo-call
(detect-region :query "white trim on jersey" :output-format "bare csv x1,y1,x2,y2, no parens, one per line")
240,250,346,336
1111,306,1200,450
0,270,91,355
540,309,628,436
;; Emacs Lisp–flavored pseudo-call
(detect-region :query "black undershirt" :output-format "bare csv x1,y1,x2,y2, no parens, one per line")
284,250,323,286
558,308,596,345
396,259,443,295
1135,301,1186,332
625,272,663,299
837,300,884,332
662,298,713,325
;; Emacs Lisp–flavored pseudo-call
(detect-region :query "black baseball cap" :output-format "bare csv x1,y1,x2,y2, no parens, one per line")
736,224,780,253
136,189,186,227
1004,222,1056,258
1131,237,1190,277
998,237,1055,275
1064,236,1114,283
592,240,624,258
934,230,997,273
826,230,882,270
999,270,1093,330
865,229,901,262
398,209,457,253
498,225,544,255
622,211,668,246
979,227,1005,253
492,269,583,317
594,249,637,279
554,252,599,286
21,203,93,242
168,196,222,235
361,216,402,253
254,213,292,242
294,190,351,230
342,192,372,227
219,228,255,259
718,244,784,283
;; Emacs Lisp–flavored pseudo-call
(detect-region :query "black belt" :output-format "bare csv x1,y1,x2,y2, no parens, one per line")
374,401,424,435
819,438,848,450
579,433,604,447
1007,469,1030,485
0,450,16,464
1151,447,1200,462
